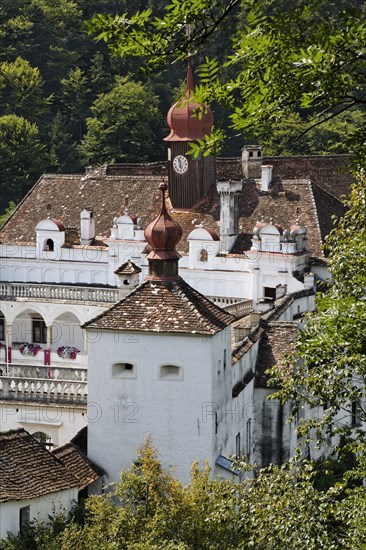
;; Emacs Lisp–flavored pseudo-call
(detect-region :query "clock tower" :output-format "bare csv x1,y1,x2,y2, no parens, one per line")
164,59,215,209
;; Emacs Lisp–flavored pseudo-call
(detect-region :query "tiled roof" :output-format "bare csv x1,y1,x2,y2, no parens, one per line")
53,443,102,490
84,277,234,335
114,260,142,275
255,321,298,388
0,156,351,259
0,429,79,502
232,288,314,363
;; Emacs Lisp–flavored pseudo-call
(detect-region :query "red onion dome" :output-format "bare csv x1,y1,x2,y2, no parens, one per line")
144,183,182,260
164,60,214,142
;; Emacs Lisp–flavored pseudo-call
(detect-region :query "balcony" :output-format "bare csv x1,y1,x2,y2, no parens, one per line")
0,347,87,369
0,376,87,405
0,282,122,304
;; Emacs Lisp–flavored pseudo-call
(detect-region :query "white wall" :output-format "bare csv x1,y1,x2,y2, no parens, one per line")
0,403,86,448
87,330,231,484
0,487,78,539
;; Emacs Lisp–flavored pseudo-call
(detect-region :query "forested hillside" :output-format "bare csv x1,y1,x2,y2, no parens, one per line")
0,0,362,215
0,0,180,214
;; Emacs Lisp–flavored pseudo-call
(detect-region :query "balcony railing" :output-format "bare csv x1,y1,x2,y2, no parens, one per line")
209,296,253,318
0,282,122,304
0,377,87,405
0,347,87,368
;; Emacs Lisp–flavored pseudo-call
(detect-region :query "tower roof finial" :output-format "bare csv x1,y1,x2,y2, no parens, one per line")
144,182,182,267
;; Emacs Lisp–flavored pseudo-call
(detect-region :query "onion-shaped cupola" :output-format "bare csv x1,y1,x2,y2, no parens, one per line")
144,183,183,279
164,59,216,210
164,59,214,142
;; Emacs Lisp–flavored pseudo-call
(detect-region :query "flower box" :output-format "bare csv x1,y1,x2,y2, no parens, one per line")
56,346,80,360
19,343,41,357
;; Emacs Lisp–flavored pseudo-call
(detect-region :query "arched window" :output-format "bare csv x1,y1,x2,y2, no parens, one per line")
44,239,54,251
112,362,135,378
33,431,53,450
159,365,182,380
257,151,262,157
249,151,254,158
199,249,208,262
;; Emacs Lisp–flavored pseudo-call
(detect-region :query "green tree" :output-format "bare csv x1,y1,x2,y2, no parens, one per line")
56,440,360,550
48,111,82,172
79,76,164,165
0,201,16,227
271,175,366,460
60,67,91,140
87,0,366,159
259,109,365,156
0,114,48,213
0,57,49,123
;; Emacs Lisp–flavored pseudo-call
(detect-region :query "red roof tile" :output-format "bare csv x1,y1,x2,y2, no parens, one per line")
0,429,79,502
0,156,352,259
84,277,234,335
53,443,102,490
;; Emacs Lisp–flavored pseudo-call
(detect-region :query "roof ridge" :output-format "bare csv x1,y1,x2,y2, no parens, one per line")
311,180,344,203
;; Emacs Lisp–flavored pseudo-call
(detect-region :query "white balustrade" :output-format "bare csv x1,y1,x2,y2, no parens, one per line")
0,282,121,304
0,376,87,404
208,296,252,318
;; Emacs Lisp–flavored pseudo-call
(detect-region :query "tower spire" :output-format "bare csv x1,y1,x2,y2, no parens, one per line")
144,182,182,280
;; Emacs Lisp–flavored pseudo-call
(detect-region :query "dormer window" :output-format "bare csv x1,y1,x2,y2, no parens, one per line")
199,249,208,262
44,238,54,251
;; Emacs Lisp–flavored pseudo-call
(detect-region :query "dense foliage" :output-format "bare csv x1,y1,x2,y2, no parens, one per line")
90,0,366,160
271,175,366,461
0,0,178,214
2,440,366,549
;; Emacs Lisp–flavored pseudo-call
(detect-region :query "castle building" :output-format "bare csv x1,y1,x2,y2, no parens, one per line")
0,60,355,491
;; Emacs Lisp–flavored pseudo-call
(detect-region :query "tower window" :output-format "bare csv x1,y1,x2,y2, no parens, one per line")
112,362,135,378
249,151,253,158
159,365,182,380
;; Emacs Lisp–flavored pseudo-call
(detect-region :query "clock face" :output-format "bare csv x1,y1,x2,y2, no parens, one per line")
173,155,188,174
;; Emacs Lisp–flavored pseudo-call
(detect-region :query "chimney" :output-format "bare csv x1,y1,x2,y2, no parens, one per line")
261,165,273,192
80,208,95,245
249,310,261,327
242,145,262,178
216,180,243,254
304,272,316,291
